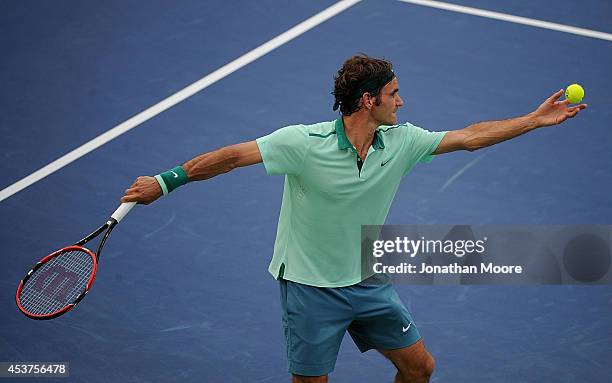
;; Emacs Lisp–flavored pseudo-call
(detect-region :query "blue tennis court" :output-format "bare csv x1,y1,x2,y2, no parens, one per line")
1,1,611,381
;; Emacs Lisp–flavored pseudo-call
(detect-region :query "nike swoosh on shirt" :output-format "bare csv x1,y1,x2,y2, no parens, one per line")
381,159,392,167
402,323,411,332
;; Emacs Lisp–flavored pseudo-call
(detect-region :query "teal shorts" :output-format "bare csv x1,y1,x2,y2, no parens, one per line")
279,274,421,376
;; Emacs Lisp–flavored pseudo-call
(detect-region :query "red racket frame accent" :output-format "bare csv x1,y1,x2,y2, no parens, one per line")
15,245,98,320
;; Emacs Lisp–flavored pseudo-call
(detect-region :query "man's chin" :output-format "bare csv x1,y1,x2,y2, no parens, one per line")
385,116,398,125
376,114,398,126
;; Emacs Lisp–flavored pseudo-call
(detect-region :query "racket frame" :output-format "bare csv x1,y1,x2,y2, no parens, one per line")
16,219,117,320
16,246,98,320
75,218,117,261
16,202,134,320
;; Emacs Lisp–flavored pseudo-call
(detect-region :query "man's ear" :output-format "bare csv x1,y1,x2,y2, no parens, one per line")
362,92,373,110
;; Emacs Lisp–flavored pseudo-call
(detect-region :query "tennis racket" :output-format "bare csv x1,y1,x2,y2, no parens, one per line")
16,202,136,320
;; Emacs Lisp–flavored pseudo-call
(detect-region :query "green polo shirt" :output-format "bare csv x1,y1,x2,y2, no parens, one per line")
256,118,446,287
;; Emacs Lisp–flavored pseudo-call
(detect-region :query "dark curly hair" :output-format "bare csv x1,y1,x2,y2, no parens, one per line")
332,55,394,116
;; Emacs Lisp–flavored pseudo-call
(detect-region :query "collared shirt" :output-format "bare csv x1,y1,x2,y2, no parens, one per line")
256,118,446,287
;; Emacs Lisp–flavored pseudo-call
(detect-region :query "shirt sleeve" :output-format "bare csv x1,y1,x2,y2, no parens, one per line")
403,123,447,164
256,125,310,176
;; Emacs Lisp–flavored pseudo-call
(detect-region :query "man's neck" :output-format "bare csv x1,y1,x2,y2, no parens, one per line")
342,113,379,160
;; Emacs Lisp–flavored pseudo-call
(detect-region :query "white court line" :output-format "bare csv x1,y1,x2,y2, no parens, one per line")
439,153,485,192
398,0,612,42
0,0,361,203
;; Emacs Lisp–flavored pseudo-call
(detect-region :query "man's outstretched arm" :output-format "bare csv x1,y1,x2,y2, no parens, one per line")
121,141,262,204
434,89,588,154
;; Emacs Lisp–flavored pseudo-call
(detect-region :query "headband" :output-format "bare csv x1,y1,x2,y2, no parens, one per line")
333,69,395,111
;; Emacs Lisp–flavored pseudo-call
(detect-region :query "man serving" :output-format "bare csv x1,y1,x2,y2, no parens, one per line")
121,55,586,383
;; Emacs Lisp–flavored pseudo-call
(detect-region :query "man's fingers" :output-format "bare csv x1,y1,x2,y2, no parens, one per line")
121,194,138,203
122,193,150,204
568,104,587,113
122,176,159,204
547,89,564,103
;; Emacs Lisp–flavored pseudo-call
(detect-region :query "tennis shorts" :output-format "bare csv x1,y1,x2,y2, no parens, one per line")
279,273,421,376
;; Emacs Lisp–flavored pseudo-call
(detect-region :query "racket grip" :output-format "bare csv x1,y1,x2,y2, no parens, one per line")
111,202,136,223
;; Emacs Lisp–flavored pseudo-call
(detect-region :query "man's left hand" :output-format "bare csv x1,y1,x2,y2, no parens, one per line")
532,89,587,127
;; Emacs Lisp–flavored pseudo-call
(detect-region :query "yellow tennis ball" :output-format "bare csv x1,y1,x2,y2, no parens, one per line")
565,84,584,103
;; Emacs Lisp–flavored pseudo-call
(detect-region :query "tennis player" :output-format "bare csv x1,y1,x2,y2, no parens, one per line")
121,55,586,383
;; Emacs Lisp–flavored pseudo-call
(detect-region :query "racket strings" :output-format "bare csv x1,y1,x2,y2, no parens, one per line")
19,249,95,316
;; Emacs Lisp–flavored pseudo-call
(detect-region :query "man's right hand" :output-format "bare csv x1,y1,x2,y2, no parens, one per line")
121,176,162,205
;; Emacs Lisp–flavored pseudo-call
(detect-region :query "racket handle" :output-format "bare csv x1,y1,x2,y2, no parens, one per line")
111,202,136,223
